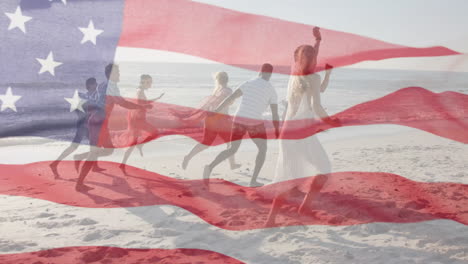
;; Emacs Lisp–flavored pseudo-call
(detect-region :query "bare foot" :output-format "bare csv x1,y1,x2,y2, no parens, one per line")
298,193,316,215
230,163,241,170
298,203,312,215
49,162,59,179
249,181,264,187
92,165,106,172
119,164,127,175
264,217,276,228
75,184,94,192
203,165,212,180
202,165,212,188
73,158,82,172
137,145,144,157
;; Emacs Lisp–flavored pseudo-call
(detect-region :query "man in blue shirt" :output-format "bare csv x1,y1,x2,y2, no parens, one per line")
75,64,151,192
49,78,105,178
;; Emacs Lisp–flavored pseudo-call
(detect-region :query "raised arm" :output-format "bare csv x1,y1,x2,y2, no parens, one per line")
310,27,322,72
148,92,165,102
320,66,332,93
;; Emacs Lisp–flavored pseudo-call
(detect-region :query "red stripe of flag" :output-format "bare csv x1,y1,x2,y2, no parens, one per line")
119,0,459,73
2,161,467,230
100,87,468,148
0,246,245,264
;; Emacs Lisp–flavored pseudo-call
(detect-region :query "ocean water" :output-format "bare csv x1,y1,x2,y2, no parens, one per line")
115,62,468,143
1,62,467,146
116,62,468,112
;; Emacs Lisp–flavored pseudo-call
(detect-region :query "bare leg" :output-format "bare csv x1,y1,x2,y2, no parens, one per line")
203,140,241,180
74,151,106,172
182,143,209,170
55,144,79,162
184,124,218,170
120,146,135,175
250,138,267,187
137,144,144,157
265,190,289,227
75,151,98,192
138,121,158,158
298,174,328,214
120,131,139,174
50,143,79,178
75,147,113,192
227,142,241,170
73,152,89,171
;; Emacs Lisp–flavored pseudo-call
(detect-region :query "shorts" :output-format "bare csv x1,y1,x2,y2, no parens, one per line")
230,122,267,142
71,118,88,144
200,114,233,145
88,111,114,148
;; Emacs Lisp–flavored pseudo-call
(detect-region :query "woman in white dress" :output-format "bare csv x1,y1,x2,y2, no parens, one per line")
266,37,338,226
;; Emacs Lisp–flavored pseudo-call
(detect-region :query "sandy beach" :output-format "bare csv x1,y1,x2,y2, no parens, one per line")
1,125,467,263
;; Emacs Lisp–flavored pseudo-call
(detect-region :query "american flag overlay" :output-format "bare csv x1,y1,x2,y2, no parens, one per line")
1,0,467,263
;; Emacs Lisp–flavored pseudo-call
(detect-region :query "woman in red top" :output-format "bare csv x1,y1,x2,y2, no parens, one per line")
119,74,164,174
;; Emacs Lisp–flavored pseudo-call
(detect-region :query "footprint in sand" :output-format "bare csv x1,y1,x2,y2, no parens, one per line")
83,229,139,242
228,220,245,227
267,232,286,243
60,214,75,219
149,228,182,238
78,218,98,226
328,215,346,225
0,240,37,252
404,199,430,210
36,212,54,218
220,209,240,217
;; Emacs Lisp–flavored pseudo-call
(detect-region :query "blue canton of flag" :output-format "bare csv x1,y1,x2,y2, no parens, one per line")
0,0,124,143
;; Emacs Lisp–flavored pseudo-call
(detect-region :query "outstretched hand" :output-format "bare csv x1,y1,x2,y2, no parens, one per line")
156,92,165,100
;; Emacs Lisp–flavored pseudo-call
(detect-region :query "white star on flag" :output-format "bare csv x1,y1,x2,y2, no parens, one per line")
36,52,63,76
79,20,104,45
4,6,32,34
64,90,87,112
0,87,22,112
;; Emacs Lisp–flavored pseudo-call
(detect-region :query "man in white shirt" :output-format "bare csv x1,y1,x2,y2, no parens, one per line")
203,63,279,187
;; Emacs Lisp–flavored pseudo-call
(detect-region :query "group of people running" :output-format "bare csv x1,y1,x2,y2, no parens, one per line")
50,27,339,226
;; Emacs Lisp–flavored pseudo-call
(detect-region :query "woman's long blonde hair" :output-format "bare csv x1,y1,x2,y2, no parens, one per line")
288,45,316,102
212,71,229,95
285,45,317,119
292,45,316,76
